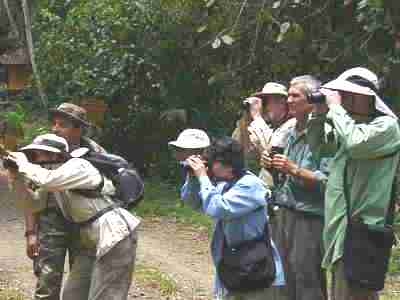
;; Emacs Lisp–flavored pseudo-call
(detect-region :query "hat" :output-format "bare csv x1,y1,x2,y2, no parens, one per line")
322,67,397,119
20,134,69,153
253,82,288,98
49,103,91,127
168,129,210,149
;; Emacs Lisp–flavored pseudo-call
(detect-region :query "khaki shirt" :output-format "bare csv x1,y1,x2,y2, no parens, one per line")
17,157,140,258
248,117,296,187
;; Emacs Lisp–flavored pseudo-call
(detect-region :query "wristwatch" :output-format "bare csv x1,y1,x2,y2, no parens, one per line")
24,230,36,237
291,165,301,177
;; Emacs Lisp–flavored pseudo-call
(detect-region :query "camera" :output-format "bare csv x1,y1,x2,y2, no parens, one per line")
242,102,250,111
3,157,18,170
269,146,284,158
268,146,285,186
308,91,326,104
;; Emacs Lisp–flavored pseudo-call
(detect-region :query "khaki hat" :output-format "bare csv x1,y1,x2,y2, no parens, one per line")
20,134,69,153
168,129,210,149
253,82,288,98
49,103,91,127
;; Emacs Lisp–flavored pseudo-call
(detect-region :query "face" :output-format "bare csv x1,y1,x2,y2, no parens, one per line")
287,86,313,118
264,95,288,123
51,116,81,143
211,161,234,181
27,150,60,163
173,148,203,161
341,91,373,117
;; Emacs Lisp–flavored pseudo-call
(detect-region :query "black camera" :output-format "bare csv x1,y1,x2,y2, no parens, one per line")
242,101,250,111
3,157,18,170
269,146,284,158
308,91,326,104
268,146,285,186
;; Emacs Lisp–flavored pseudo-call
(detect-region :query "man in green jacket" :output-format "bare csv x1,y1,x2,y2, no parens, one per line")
307,67,400,300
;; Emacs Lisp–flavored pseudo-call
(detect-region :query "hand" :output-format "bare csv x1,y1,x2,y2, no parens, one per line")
26,233,39,259
186,155,208,178
320,88,342,106
260,150,273,169
248,127,263,154
8,152,28,166
312,102,329,114
245,97,263,120
271,154,298,175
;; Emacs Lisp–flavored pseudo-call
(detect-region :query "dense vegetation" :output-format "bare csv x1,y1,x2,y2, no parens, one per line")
2,0,400,177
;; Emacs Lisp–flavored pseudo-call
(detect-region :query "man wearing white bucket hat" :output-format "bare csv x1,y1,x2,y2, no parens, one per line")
7,133,139,300
21,102,107,300
307,67,400,300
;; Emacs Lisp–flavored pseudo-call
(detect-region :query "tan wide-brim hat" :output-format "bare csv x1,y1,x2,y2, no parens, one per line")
49,103,92,127
253,82,288,98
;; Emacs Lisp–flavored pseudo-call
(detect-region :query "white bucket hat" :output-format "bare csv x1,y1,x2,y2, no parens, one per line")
20,134,69,153
253,82,288,98
322,67,397,119
168,129,210,149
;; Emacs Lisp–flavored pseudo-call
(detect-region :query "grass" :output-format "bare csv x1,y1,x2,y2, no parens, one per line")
135,263,178,297
0,281,26,300
135,178,212,231
136,179,400,299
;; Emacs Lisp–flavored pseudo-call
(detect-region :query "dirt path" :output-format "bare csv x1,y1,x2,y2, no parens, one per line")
0,178,214,300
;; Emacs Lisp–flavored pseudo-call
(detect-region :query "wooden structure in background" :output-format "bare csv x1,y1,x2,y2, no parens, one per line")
0,48,31,93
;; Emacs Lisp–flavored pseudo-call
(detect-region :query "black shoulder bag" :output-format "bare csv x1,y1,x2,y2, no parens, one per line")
342,159,396,291
216,173,276,292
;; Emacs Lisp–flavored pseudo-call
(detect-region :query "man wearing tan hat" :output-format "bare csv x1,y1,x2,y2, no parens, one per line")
308,67,400,300
23,103,106,300
232,82,295,299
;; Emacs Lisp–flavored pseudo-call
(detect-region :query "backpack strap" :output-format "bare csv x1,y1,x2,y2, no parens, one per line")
74,203,118,226
72,175,105,198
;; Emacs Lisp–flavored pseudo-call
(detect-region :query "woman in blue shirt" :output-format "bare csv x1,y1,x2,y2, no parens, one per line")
181,136,285,300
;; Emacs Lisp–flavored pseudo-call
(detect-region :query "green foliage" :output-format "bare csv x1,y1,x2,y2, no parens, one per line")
0,104,26,129
135,178,212,230
32,0,400,174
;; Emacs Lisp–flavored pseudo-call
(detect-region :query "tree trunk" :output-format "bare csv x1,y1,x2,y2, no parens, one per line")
2,0,20,40
21,0,47,107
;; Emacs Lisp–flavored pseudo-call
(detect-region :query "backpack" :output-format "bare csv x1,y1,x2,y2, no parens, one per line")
79,150,144,209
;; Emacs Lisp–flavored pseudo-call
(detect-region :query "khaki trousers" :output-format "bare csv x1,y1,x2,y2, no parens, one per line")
271,209,327,300
62,231,137,300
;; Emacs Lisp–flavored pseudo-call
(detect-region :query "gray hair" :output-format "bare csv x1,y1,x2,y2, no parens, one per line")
290,75,321,97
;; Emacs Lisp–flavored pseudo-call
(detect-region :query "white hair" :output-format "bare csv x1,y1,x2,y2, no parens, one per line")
290,75,321,97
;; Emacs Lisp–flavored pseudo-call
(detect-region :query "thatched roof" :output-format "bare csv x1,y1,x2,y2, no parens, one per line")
0,48,29,65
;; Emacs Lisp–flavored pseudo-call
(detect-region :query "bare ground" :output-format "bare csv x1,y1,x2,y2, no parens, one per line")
0,176,214,300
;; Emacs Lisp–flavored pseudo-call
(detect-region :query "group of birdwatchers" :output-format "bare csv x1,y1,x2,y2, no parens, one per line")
2,66,400,300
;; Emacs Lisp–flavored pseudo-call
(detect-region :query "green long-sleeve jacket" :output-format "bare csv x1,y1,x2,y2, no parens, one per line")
306,103,400,268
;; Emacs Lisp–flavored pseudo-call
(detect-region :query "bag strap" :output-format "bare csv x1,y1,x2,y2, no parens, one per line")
343,151,399,226
74,203,118,226
220,171,267,248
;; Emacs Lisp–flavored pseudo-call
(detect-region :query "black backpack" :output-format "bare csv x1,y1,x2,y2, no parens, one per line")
78,151,144,209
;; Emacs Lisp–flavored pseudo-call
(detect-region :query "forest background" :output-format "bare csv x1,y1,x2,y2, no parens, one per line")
1,0,400,178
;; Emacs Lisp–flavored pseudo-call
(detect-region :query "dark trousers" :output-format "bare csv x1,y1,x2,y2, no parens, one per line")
331,260,378,300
